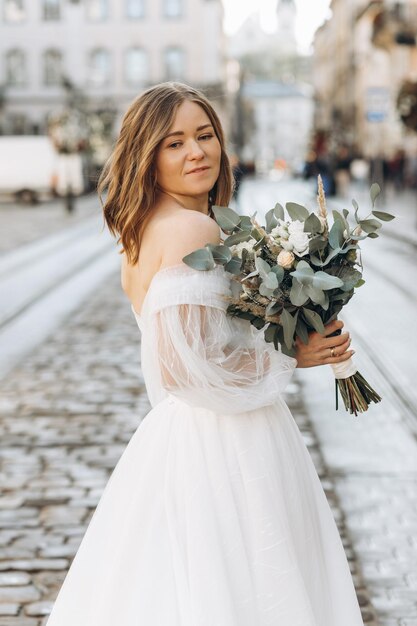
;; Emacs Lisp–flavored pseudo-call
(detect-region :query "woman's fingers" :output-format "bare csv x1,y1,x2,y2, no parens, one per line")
321,332,351,350
319,337,351,360
322,349,355,365
322,319,344,337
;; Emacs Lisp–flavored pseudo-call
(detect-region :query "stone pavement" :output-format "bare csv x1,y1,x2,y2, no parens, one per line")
299,357,417,626
0,194,100,256
0,269,375,625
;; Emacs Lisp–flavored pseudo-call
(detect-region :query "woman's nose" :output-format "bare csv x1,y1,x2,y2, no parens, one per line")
187,140,204,159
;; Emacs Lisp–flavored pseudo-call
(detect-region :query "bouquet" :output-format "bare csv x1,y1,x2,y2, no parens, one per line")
182,175,395,415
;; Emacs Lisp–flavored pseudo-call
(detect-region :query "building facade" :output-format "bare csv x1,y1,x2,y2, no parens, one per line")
0,0,226,135
241,79,314,172
227,0,314,171
313,0,417,159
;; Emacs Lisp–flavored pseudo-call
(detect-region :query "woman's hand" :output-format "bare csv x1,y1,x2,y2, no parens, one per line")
295,319,354,368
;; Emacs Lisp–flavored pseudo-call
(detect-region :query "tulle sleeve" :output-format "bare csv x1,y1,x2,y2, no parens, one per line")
140,264,297,415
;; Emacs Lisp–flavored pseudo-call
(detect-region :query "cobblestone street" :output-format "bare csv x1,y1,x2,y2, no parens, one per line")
0,269,375,625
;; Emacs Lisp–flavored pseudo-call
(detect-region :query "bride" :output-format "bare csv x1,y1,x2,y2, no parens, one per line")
45,82,363,625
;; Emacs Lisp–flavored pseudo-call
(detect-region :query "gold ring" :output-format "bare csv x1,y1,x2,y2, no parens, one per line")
330,347,335,357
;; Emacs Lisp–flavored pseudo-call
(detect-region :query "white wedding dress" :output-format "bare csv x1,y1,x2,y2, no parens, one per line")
45,262,364,626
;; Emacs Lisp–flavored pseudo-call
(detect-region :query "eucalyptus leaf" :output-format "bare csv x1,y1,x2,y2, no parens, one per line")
302,308,326,334
270,265,285,283
367,232,379,238
343,209,349,219
273,324,282,350
224,256,242,275
370,182,381,207
304,213,322,234
264,271,279,290
354,278,365,287
309,236,327,253
280,308,298,350
212,205,241,232
339,244,358,255
224,231,252,246
182,246,216,270
290,260,314,285
349,233,368,241
273,202,285,221
290,279,309,306
329,221,344,249
251,226,265,242
352,198,360,223
253,236,265,250
296,317,309,345
266,301,283,316
310,247,341,267
286,202,309,222
255,256,272,279
251,317,266,330
306,284,326,306
325,266,361,292
332,210,346,229
312,271,344,290
209,244,232,265
259,282,275,297
239,215,253,231
372,210,395,222
265,208,279,232
359,218,382,233
264,323,278,343
280,342,297,358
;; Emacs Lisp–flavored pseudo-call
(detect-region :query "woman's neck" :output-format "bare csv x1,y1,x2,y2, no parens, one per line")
158,190,210,216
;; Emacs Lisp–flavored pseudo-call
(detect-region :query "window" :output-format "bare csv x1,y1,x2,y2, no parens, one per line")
125,47,148,86
164,46,185,80
88,49,111,86
163,0,182,18
3,0,26,22
43,0,61,20
86,0,108,21
5,49,26,85
44,49,63,85
126,0,145,18
7,113,27,135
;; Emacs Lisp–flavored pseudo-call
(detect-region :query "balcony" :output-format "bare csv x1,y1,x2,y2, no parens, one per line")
371,1,417,48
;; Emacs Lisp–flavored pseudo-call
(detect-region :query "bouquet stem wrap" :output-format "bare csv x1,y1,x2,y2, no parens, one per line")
331,358,382,415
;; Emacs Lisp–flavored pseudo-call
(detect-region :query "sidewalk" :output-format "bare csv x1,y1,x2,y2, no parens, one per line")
0,269,374,625
0,194,101,256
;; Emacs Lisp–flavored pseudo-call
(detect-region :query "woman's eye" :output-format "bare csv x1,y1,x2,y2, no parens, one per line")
168,141,182,149
200,134,213,141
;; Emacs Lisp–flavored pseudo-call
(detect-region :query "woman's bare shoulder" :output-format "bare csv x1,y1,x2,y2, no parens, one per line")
156,209,221,266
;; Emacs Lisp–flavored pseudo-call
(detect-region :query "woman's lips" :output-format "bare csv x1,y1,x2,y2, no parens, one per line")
187,167,210,174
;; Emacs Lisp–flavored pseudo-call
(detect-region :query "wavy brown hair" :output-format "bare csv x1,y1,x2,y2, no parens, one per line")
98,82,234,266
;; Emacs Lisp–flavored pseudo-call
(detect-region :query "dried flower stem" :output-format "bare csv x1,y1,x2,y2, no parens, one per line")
317,174,328,219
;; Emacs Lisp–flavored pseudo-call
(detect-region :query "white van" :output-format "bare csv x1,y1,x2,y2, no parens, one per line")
0,135,59,203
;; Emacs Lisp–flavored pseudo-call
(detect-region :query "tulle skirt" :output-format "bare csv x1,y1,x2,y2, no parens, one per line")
45,394,363,626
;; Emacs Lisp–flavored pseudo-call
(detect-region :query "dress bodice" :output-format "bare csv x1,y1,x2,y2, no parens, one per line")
130,262,297,414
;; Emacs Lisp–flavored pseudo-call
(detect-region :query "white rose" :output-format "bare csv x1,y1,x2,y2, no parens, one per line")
287,220,310,256
280,239,294,251
270,224,289,239
277,250,295,269
232,238,257,256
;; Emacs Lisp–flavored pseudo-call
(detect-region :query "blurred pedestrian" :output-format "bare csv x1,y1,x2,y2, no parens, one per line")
334,146,352,198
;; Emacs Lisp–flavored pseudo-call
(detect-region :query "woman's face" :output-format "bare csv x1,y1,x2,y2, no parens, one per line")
155,100,221,201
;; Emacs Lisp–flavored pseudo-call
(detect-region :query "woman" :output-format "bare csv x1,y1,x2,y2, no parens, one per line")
45,82,363,626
